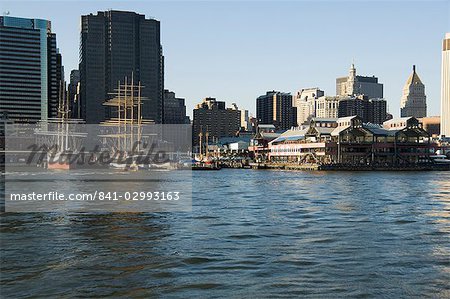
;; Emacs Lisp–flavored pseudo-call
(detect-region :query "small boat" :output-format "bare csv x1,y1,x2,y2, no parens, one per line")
192,162,221,170
149,162,174,170
430,154,450,164
109,162,128,170
110,162,139,171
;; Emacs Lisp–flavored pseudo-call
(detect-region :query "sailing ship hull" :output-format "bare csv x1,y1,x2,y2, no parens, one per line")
46,152,78,170
47,161,73,170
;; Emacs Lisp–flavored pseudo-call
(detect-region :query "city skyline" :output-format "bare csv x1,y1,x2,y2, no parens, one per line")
1,1,449,118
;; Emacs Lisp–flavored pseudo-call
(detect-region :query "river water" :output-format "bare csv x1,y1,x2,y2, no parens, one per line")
1,169,449,298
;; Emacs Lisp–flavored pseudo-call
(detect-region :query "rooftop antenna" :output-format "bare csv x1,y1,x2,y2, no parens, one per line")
3,11,10,15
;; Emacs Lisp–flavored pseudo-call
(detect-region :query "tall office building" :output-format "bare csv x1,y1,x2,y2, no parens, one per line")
239,108,251,131
0,16,63,123
336,64,383,99
80,10,164,123
48,43,64,119
369,98,388,125
256,91,296,130
400,65,427,118
441,33,450,137
338,95,370,122
228,102,251,131
163,89,189,124
338,95,387,124
68,69,81,118
294,87,324,125
316,96,342,119
193,98,241,146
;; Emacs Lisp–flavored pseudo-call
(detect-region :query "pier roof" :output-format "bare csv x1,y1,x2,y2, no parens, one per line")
383,117,414,130
331,125,349,136
260,131,281,141
270,127,307,144
307,126,335,136
362,123,395,136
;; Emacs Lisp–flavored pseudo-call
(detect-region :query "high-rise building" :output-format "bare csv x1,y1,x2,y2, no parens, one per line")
193,98,241,146
441,33,450,137
338,95,387,124
369,98,388,125
256,91,296,130
49,45,64,119
316,96,343,119
400,65,427,118
294,87,324,125
0,16,63,123
80,10,163,123
419,116,440,138
68,70,80,118
336,64,383,99
239,108,251,131
228,103,251,131
163,89,189,124
338,95,370,122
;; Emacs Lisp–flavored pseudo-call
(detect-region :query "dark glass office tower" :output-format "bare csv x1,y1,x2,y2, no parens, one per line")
48,32,64,119
163,89,189,124
80,10,164,123
0,16,62,123
68,69,80,119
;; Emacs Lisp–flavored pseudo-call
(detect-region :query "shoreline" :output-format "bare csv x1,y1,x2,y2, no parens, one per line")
244,162,450,171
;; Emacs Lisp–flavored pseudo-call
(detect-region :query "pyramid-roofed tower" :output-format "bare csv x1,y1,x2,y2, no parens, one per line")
400,65,427,118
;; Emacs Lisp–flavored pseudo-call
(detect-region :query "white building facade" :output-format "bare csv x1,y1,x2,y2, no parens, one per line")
293,88,324,125
316,96,347,119
441,33,450,137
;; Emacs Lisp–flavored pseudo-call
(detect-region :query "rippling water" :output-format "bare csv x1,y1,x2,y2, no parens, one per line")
1,170,450,298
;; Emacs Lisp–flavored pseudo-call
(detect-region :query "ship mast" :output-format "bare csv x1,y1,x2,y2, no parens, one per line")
56,80,70,151
101,74,151,155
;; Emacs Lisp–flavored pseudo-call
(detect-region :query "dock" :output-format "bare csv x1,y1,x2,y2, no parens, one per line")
247,162,450,171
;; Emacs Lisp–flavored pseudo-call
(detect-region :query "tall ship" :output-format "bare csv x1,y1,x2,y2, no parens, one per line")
35,81,86,170
99,75,154,171
34,76,181,171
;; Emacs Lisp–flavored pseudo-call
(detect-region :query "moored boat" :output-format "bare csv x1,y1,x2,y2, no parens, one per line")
430,154,450,164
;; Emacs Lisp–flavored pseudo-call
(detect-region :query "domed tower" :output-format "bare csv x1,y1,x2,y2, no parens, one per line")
400,65,427,118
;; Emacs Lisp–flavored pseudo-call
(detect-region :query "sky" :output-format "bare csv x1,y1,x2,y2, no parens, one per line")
1,0,449,118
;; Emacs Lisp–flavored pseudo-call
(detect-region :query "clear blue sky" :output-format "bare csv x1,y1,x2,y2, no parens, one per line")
1,0,449,118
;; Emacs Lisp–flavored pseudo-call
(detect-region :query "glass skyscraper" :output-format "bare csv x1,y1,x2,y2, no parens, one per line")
0,16,62,123
79,10,164,124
